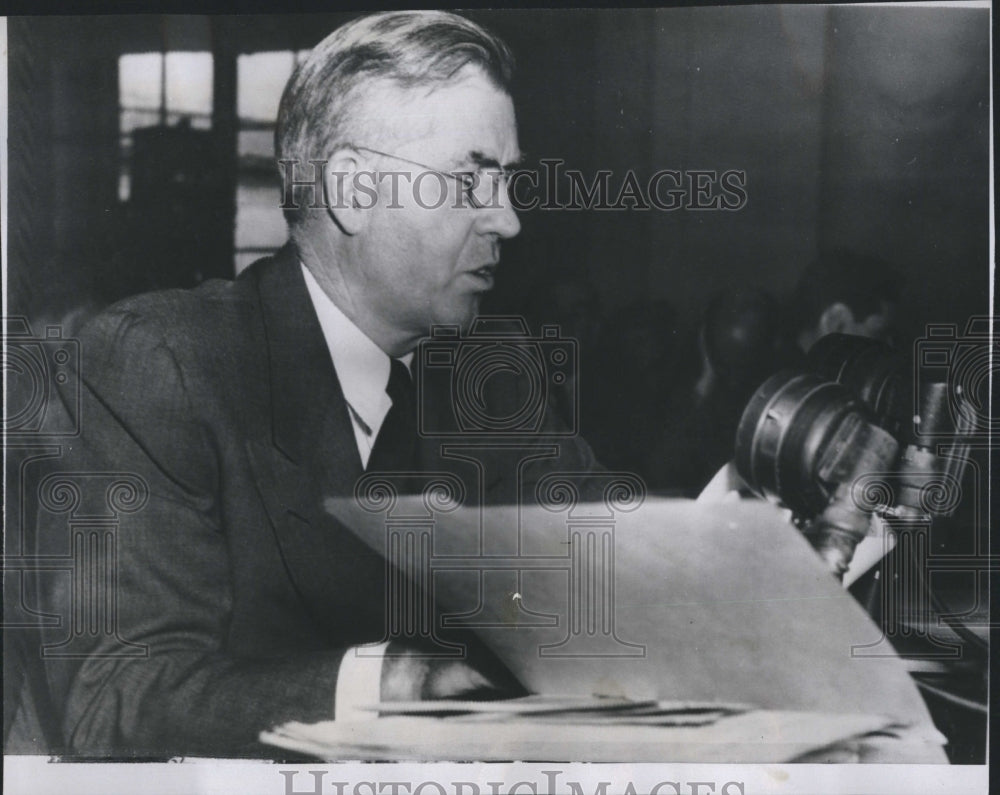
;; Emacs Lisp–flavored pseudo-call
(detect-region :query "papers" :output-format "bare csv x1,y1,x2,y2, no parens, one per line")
260,708,899,763
290,496,945,762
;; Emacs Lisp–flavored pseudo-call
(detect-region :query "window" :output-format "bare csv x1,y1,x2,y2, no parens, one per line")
118,52,213,201
235,50,310,274
118,48,311,275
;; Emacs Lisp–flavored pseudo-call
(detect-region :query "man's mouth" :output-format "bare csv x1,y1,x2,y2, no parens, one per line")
467,264,497,289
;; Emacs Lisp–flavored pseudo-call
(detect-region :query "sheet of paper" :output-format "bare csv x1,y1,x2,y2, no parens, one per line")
325,496,936,731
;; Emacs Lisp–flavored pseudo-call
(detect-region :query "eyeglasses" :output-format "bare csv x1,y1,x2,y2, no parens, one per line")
352,145,513,210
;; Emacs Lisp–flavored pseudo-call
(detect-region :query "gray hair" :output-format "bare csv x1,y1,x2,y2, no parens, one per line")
276,10,515,226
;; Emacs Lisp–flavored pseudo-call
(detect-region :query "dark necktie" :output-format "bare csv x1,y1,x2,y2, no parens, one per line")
366,358,418,472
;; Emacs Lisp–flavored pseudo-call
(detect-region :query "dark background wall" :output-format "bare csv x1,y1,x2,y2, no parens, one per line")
6,7,991,341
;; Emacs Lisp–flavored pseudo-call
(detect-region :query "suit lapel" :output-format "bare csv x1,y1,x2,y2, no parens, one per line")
248,245,387,638
256,244,361,490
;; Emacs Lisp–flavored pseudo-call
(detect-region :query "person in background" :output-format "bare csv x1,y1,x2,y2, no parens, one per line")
792,247,902,352
644,288,795,496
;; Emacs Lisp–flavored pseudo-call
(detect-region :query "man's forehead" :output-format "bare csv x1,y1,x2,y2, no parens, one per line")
353,70,519,165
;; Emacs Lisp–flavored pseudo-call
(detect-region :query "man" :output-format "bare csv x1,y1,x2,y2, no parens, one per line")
23,11,600,758
643,288,798,496
791,247,902,352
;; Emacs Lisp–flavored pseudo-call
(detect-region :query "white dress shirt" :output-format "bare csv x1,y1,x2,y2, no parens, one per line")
301,263,413,469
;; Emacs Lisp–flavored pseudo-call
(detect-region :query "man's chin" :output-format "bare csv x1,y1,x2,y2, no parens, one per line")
441,299,483,334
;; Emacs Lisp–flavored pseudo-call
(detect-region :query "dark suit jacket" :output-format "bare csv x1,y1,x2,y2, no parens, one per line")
30,244,601,758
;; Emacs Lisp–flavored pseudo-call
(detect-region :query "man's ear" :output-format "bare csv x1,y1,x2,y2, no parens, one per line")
817,301,857,336
324,148,374,235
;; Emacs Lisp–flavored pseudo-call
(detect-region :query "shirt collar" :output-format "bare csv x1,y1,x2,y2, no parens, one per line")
301,263,413,437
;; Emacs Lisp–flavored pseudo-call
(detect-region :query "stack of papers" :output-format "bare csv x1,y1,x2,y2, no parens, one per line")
260,696,899,762
356,695,754,726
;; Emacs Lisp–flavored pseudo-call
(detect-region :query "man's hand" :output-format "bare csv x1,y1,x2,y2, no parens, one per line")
380,640,523,701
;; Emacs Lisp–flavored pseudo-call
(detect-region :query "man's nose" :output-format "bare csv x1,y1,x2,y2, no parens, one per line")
477,190,521,239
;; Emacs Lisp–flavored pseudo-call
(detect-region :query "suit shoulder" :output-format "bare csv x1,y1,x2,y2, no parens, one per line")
80,278,255,356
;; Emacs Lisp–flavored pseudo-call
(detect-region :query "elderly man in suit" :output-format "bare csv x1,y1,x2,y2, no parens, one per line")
24,10,601,758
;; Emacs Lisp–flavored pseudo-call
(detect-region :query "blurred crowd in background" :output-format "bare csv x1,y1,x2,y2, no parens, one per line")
516,247,902,496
